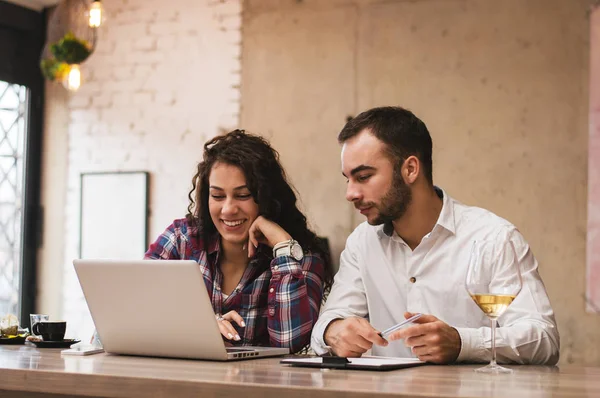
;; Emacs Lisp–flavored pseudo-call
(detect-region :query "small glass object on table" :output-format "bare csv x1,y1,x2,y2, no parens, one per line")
465,239,522,374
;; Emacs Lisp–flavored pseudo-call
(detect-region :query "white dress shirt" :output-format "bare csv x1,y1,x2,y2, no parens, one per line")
311,188,560,364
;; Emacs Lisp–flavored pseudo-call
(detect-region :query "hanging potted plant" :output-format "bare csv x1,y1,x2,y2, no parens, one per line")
40,0,101,90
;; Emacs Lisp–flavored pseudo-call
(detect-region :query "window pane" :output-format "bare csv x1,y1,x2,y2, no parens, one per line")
0,81,28,317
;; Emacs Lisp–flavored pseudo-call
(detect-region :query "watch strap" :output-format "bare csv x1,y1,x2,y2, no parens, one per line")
273,239,293,258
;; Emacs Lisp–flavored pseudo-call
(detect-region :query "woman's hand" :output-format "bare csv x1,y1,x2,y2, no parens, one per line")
216,310,246,341
247,216,291,257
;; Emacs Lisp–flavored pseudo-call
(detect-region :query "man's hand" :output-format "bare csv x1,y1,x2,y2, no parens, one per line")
388,312,461,364
324,317,388,357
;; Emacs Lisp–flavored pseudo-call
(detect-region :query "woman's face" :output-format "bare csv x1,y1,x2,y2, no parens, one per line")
208,162,260,246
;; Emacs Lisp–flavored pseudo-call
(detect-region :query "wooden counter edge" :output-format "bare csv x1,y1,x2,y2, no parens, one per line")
0,367,437,398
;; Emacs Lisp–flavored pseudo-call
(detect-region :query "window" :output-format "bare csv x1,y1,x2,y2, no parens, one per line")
0,1,45,323
0,81,28,316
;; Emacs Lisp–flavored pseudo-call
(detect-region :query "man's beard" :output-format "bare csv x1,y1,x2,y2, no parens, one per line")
367,166,412,226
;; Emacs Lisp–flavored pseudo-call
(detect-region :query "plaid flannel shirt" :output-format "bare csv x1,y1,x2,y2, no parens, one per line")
144,218,326,353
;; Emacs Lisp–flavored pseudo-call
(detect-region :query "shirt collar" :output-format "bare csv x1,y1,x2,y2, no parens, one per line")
378,186,456,238
435,186,456,235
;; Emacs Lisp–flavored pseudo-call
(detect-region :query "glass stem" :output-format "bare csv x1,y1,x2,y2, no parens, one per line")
490,318,497,367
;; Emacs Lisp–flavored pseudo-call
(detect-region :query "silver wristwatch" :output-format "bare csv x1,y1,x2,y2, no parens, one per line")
273,239,304,261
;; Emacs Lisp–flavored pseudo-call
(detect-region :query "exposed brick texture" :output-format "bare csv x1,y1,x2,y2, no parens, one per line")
60,0,241,339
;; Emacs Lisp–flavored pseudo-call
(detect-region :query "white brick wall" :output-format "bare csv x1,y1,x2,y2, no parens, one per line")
59,0,241,340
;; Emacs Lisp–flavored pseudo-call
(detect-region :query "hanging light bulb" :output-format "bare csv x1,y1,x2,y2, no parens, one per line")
63,64,81,91
89,0,104,28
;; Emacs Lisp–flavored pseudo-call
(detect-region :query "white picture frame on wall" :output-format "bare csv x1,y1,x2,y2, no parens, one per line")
79,171,149,259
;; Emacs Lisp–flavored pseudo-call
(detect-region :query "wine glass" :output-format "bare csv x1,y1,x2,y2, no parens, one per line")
465,239,522,374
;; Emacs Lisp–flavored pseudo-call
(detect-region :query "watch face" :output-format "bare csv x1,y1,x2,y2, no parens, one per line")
291,243,303,261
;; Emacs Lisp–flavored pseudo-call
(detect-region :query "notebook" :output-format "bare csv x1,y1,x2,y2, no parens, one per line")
281,356,425,371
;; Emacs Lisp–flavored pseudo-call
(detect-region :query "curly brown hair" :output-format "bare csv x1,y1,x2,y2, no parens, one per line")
186,129,333,292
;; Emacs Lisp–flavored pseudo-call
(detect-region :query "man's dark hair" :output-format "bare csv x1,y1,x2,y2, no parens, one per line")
338,106,433,184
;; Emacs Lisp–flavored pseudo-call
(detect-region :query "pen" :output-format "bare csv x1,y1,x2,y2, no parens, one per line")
379,313,423,339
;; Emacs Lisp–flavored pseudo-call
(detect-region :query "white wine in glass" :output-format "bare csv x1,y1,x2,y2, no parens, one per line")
470,294,516,318
465,239,522,374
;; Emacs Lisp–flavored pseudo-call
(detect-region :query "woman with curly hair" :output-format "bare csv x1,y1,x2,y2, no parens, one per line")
145,130,333,353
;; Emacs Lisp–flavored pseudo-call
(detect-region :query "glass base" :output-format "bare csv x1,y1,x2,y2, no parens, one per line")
474,363,512,374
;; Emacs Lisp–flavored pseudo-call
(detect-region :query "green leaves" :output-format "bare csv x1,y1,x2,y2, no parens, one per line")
49,32,92,64
40,58,70,81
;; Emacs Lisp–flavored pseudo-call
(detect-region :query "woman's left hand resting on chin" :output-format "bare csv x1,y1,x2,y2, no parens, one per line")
216,310,246,341
247,216,292,257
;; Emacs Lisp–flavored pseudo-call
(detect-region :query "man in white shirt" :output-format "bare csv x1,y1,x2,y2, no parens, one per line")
311,106,559,365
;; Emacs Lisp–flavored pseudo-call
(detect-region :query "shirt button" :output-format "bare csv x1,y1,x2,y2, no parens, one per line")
268,308,275,316
269,288,274,293
409,277,416,283
273,265,279,271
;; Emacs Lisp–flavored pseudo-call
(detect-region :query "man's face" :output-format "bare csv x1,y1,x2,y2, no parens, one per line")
341,130,412,225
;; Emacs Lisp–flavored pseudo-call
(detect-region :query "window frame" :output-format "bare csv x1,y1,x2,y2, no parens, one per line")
0,0,46,324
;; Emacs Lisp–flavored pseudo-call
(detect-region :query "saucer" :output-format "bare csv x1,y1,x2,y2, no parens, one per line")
0,335,27,345
30,339,80,348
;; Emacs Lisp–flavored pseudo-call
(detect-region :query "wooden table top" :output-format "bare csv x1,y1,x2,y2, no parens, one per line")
0,345,599,398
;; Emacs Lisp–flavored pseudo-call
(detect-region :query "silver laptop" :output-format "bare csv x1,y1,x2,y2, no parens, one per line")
73,259,289,361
